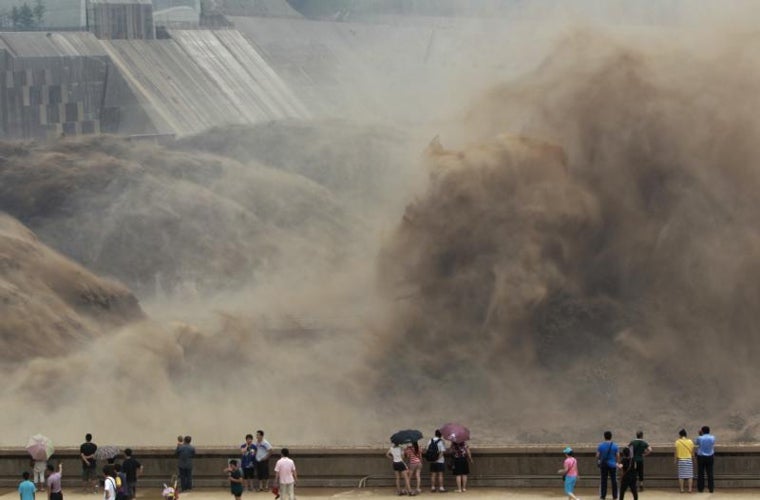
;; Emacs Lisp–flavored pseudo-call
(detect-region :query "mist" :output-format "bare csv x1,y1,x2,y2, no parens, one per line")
3,2,760,447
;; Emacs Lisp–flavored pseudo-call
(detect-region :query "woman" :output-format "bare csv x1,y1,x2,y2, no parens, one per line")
404,441,422,495
386,443,411,496
449,440,473,492
557,447,579,500
675,429,695,493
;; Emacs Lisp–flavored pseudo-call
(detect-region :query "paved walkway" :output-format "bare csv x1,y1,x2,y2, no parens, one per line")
3,488,754,500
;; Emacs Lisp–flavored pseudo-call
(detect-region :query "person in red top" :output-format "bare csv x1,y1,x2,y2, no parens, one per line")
404,442,422,495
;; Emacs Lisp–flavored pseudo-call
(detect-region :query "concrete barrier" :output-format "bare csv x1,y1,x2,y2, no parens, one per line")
1,445,758,489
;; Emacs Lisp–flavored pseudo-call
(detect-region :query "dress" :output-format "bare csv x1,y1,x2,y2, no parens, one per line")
675,437,694,479
451,442,469,476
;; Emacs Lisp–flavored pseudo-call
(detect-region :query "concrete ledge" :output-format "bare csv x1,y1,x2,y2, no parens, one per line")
1,446,759,489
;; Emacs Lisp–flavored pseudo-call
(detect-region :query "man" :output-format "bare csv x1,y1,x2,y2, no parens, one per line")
103,466,116,500
628,431,652,491
254,430,272,492
46,463,63,500
429,429,446,492
121,449,143,500
80,433,98,493
695,425,716,493
175,436,196,492
240,434,257,492
596,430,620,500
224,460,244,500
274,449,297,500
19,471,36,500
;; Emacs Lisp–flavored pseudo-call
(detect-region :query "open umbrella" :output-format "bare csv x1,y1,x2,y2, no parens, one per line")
440,423,470,442
26,434,54,461
94,445,120,461
390,429,423,445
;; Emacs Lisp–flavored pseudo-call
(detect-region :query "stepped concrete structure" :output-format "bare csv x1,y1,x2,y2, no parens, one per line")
0,27,309,138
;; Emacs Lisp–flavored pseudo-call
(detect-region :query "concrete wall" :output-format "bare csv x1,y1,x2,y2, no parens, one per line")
1,446,759,490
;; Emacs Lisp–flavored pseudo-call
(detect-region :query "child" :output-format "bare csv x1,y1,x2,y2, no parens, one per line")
225,460,244,500
619,447,638,500
386,443,411,496
558,447,580,500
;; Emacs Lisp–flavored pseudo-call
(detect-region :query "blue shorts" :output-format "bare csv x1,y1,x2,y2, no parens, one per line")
564,475,577,495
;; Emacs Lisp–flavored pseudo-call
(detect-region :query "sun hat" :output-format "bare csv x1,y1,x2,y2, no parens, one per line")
563,447,573,454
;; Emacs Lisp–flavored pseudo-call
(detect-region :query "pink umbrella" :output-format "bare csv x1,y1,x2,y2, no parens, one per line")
26,434,54,461
440,423,470,442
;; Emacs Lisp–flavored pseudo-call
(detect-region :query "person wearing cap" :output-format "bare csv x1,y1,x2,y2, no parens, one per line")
558,447,580,500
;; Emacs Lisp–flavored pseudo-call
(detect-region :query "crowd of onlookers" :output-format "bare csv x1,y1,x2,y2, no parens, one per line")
15,426,719,500
558,426,717,500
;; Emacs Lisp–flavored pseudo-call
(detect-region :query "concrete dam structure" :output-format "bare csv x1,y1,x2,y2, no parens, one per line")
0,28,309,139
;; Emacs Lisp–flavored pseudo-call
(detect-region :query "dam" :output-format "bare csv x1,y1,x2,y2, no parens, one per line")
2,0,760,485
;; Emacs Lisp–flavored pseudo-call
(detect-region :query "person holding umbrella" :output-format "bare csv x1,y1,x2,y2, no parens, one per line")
440,424,473,493
449,439,473,492
387,431,421,496
386,442,411,496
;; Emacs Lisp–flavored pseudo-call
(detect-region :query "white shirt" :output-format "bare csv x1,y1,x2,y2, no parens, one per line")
389,446,403,462
104,477,116,500
274,457,296,484
435,438,445,464
255,439,271,461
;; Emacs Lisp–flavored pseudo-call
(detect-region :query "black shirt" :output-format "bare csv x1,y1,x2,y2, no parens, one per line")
122,457,142,482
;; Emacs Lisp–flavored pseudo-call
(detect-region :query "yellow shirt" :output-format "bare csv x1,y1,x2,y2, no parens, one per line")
675,438,694,459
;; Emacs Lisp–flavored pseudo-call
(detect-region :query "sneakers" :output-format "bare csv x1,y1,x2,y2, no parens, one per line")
439,487,446,492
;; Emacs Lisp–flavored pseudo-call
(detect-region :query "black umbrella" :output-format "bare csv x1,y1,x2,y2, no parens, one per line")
390,429,423,445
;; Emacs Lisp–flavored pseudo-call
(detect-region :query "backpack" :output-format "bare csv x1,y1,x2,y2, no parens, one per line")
424,438,441,462
115,474,129,500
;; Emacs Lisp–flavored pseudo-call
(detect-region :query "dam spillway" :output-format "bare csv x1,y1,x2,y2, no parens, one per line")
0,28,309,139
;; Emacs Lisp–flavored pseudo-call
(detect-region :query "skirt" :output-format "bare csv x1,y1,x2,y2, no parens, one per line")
677,458,693,479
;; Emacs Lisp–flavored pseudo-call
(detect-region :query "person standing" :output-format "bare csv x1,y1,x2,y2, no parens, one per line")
618,447,638,500
103,466,117,500
240,434,257,492
254,431,272,492
80,434,98,493
428,430,446,493
19,471,36,500
449,440,473,493
558,447,579,500
33,460,47,492
404,442,422,495
628,431,651,491
674,429,694,493
695,426,716,493
45,463,63,500
224,460,244,500
175,436,196,492
121,449,143,500
386,442,410,495
274,449,297,500
596,431,619,500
